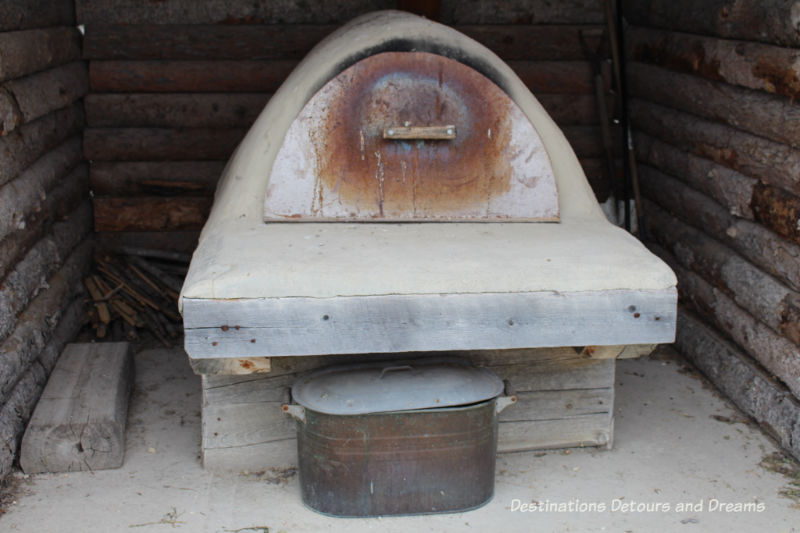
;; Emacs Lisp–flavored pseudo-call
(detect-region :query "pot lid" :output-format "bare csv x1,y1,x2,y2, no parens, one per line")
291,359,504,415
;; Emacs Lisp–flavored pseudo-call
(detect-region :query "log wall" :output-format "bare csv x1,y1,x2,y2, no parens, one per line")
76,0,614,250
624,0,800,459
0,1,92,482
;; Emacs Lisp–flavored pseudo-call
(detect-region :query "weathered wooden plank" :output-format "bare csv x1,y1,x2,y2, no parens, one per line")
0,239,92,407
183,289,677,358
628,27,800,100
498,414,613,452
83,24,596,61
0,162,88,280
0,295,85,480
0,1,74,31
644,197,800,344
93,196,211,232
442,0,604,24
623,0,800,47
0,104,83,188
484,358,614,392
76,0,394,25
639,158,800,294
0,136,83,239
20,342,133,474
95,231,200,255
635,132,756,220
629,62,800,148
202,440,297,473
203,401,293,450
90,161,224,196
89,60,296,93
499,388,612,422
189,357,271,376
631,99,800,197
0,27,81,82
85,93,269,128
4,62,88,125
652,245,800,399
83,127,246,161
675,308,800,460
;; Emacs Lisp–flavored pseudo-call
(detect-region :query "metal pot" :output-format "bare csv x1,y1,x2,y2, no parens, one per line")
281,360,516,517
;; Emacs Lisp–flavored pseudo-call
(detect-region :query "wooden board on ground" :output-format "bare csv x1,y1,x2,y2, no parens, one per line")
20,342,133,474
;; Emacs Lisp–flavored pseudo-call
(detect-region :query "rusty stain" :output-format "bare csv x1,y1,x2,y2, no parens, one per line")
239,360,255,370
750,182,800,246
250,338,256,343
221,325,229,331
316,52,514,218
212,341,218,346
752,57,800,99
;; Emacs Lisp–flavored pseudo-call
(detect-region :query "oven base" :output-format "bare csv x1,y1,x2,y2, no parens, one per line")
198,346,641,473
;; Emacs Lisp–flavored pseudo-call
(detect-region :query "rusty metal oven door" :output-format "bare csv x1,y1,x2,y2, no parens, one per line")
265,52,559,222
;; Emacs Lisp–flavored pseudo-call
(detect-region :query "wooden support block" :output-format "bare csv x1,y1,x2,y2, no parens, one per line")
20,342,133,474
199,349,616,472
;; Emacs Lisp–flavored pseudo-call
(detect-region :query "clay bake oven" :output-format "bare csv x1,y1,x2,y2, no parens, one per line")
179,9,676,484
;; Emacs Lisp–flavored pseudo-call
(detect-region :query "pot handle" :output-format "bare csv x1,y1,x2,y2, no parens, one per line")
281,403,306,423
495,395,518,414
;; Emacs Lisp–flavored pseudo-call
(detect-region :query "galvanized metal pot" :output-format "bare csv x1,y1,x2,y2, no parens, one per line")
282,361,516,517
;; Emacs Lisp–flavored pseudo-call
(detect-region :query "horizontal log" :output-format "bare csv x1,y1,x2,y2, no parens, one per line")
563,125,619,158
0,103,84,187
644,198,800,344
75,0,394,25
83,24,336,60
83,127,246,161
85,91,597,129
634,132,756,220
0,239,92,407
89,60,296,93
83,24,597,61
4,62,88,125
655,247,800,399
441,0,604,24
95,231,200,254
628,27,800,100
85,93,269,128
674,307,800,460
631,99,800,197
0,27,82,82
623,0,800,48
639,159,800,293
90,161,224,196
629,62,800,148
0,136,83,239
0,0,74,32
510,61,593,94
93,196,213,232
0,164,89,280
89,59,594,95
